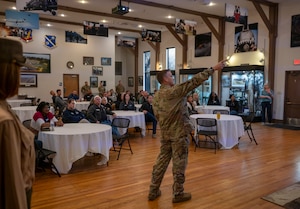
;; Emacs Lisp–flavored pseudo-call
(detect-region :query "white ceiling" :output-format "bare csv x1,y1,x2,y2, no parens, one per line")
0,0,294,37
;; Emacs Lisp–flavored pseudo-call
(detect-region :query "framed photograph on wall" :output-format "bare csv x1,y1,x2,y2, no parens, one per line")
90,76,98,88
83,56,94,65
92,66,103,76
21,53,50,73
101,80,106,86
128,77,134,87
101,57,111,65
20,74,37,87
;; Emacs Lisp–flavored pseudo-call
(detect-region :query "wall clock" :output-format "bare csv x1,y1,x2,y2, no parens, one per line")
66,61,74,69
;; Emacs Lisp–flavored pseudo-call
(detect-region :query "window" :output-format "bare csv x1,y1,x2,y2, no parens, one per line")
166,47,176,70
143,51,151,92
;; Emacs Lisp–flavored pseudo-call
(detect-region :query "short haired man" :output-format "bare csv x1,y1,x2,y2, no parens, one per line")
148,60,225,203
62,99,88,123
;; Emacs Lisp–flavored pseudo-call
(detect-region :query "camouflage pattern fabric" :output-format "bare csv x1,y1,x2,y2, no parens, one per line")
149,68,214,196
81,85,91,95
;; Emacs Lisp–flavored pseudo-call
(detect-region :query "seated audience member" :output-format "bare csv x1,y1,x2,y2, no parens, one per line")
140,95,157,138
87,96,119,136
119,93,136,111
102,97,112,112
187,95,198,115
108,89,117,102
31,102,64,147
227,94,239,115
115,92,125,110
207,91,221,105
68,90,79,101
139,90,148,104
62,99,89,123
84,90,93,101
55,89,67,115
50,90,56,104
192,92,201,106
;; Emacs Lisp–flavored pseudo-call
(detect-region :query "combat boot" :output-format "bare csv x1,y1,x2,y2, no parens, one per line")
148,189,161,201
172,192,192,203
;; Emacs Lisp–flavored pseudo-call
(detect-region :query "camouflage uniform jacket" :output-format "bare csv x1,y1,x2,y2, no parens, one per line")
153,68,214,138
81,85,91,95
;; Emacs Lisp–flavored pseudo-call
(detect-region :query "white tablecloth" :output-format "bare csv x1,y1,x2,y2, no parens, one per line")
108,110,146,136
195,105,230,114
7,99,32,108
38,123,112,174
190,114,244,149
75,101,91,111
12,106,54,122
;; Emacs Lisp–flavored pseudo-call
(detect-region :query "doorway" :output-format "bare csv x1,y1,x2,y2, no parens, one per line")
63,74,79,98
284,71,300,126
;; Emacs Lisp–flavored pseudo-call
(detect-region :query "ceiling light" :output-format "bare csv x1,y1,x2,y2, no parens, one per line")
138,25,143,28
78,0,88,4
167,15,173,19
129,8,132,12
46,23,52,27
60,14,65,17
12,6,17,10
118,32,121,35
208,2,215,6
101,19,107,23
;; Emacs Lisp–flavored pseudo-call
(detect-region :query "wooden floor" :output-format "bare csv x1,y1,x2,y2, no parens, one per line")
31,123,300,209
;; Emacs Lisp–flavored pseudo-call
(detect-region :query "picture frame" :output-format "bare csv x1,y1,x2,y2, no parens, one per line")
101,57,111,65
231,74,246,88
128,77,134,87
92,66,103,76
90,76,98,88
138,76,143,86
20,74,37,87
101,80,106,86
21,53,50,73
83,56,94,65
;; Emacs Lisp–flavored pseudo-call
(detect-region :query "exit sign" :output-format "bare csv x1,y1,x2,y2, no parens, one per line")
294,59,300,65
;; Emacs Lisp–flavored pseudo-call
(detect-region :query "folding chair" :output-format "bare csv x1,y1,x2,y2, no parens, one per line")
111,118,133,160
241,112,258,145
22,119,61,177
195,118,219,154
212,109,229,115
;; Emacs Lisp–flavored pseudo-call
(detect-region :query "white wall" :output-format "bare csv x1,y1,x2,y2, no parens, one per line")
16,27,115,102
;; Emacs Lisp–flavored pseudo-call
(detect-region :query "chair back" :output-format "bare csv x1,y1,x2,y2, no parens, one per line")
196,118,217,128
212,109,229,115
22,119,32,130
20,103,33,106
112,117,130,128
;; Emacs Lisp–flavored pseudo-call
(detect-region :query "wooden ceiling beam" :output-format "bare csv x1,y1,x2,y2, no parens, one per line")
166,25,184,46
124,0,222,19
248,0,278,7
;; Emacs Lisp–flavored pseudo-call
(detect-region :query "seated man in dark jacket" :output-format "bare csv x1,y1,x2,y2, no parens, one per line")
62,99,88,123
87,96,119,135
140,95,157,138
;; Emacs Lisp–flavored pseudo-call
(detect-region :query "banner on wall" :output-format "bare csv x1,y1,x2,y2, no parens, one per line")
5,9,39,29
65,31,87,44
225,3,248,26
234,23,258,53
117,36,136,48
291,14,300,47
175,19,197,35
195,32,212,57
141,29,161,42
16,0,58,16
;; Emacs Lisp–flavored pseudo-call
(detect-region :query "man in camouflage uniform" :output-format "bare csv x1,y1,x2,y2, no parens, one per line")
98,81,106,97
81,81,91,97
148,60,225,203
115,80,125,95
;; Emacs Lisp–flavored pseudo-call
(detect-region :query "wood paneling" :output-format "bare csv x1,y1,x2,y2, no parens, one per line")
31,124,300,209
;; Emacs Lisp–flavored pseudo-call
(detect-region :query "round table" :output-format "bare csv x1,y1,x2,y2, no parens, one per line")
75,101,91,111
7,99,32,108
195,105,230,114
190,114,244,149
38,123,112,174
109,110,146,136
12,106,55,122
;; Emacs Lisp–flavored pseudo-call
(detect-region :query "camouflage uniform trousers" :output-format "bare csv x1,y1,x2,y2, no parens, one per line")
149,135,189,196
